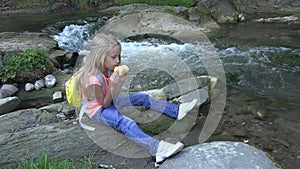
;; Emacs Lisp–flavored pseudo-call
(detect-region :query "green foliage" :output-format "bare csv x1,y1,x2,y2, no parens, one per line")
7,151,95,169
164,6,174,12
70,0,89,8
196,10,210,23
14,0,199,9
0,48,54,83
114,0,198,7
15,0,51,7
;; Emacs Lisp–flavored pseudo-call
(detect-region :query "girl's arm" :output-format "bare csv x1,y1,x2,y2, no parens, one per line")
94,72,127,107
109,72,127,99
93,83,110,107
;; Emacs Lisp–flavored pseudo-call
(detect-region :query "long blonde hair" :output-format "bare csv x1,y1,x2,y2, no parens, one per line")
77,33,121,99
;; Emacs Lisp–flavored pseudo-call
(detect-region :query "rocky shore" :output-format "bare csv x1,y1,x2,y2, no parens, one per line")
1,1,300,169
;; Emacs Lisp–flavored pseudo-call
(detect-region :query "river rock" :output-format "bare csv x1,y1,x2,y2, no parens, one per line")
34,79,45,90
99,11,208,42
47,50,79,69
254,15,299,23
0,32,57,54
52,91,63,101
159,141,279,169
48,50,68,68
0,96,21,115
0,84,18,99
39,101,74,116
162,76,210,100
139,76,211,105
103,4,219,33
24,83,35,91
45,74,56,88
198,0,239,23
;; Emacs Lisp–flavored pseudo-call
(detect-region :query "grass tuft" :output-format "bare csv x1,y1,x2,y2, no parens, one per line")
6,151,96,169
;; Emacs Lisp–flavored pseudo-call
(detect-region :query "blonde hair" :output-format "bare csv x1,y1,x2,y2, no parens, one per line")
77,33,121,99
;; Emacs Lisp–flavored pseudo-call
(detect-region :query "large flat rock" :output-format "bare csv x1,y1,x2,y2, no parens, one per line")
160,141,279,169
0,32,57,53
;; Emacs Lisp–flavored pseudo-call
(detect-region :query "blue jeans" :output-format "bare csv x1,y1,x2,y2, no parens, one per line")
91,93,179,156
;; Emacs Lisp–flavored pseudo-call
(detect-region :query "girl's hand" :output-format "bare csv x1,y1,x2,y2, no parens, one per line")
109,72,127,87
119,73,128,82
109,72,127,99
112,70,128,82
109,72,119,87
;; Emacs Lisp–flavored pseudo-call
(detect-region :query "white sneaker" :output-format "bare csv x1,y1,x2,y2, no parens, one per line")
177,99,198,120
155,141,184,163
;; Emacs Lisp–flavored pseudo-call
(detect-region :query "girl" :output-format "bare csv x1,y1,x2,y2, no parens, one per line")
77,33,197,163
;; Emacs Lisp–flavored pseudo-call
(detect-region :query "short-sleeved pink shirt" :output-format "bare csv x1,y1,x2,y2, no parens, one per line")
83,73,110,118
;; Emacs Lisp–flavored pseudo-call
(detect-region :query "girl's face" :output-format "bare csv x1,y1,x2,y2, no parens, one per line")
104,44,121,71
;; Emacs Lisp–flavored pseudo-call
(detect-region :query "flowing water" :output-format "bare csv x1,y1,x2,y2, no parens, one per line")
1,11,299,132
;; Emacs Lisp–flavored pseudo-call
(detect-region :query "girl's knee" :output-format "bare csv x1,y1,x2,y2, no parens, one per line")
128,93,151,108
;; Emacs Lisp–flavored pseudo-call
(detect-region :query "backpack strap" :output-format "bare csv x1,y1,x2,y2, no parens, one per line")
79,99,95,131
96,70,113,86
78,71,113,131
96,73,104,86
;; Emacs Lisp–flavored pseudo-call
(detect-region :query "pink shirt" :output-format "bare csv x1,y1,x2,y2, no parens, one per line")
83,73,110,118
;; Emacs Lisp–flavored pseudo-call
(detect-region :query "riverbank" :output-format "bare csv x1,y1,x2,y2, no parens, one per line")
0,0,195,14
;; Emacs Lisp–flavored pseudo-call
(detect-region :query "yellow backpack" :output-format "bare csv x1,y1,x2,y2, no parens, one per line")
65,73,82,107
65,72,108,107
65,72,110,131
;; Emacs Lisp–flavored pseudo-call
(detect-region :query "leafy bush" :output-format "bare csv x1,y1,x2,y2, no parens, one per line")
0,48,55,84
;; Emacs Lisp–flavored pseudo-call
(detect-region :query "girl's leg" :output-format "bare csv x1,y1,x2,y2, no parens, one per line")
114,93,179,119
92,105,159,156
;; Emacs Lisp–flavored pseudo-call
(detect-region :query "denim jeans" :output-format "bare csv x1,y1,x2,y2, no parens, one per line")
91,93,179,156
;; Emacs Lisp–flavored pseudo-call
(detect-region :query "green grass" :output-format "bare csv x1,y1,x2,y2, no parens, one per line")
15,0,51,8
14,0,199,8
114,0,198,7
6,152,96,169
164,6,175,12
